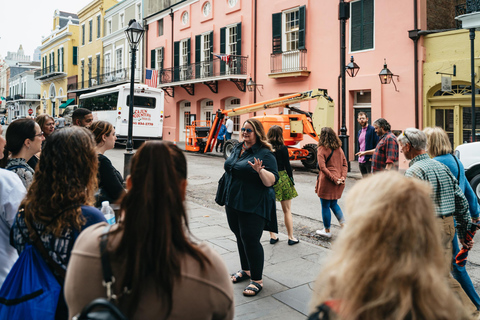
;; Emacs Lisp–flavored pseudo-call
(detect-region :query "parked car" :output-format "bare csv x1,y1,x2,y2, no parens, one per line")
455,142,480,201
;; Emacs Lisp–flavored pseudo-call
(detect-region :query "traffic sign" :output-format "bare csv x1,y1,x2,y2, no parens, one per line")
28,108,33,115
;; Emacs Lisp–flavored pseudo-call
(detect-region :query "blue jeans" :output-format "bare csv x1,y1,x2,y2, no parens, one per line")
452,229,480,310
320,198,345,229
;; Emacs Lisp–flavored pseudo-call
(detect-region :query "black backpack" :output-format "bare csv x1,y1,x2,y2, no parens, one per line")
73,226,127,320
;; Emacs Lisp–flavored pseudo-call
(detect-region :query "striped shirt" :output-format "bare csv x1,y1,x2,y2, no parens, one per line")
405,153,471,239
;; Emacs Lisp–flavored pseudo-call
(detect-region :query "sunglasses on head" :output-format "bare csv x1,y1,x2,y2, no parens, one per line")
241,128,253,133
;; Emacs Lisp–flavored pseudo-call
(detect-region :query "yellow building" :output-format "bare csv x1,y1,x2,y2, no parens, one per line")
35,10,79,117
75,0,118,95
423,29,480,148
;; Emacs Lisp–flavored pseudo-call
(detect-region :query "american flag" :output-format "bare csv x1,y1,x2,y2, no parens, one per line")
213,53,233,67
145,69,158,88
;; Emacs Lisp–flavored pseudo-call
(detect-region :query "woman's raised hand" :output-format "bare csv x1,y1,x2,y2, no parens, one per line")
248,157,265,173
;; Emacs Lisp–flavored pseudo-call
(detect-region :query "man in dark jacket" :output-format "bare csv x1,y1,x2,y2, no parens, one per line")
355,112,379,176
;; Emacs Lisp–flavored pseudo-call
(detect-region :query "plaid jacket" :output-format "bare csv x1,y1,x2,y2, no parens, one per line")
405,153,471,239
372,132,399,173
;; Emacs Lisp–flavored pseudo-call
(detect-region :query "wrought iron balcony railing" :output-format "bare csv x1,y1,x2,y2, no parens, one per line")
270,49,308,74
466,0,480,13
456,1,480,28
68,68,141,91
34,65,66,79
159,56,247,85
6,94,41,100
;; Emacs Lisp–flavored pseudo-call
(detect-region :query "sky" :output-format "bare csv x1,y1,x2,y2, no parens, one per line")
0,0,92,60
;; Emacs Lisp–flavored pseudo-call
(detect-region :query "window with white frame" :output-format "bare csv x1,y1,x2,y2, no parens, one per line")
107,20,112,35
158,18,164,36
116,48,123,71
119,13,125,29
104,53,111,74
180,39,189,80
201,33,211,77
136,3,142,22
226,26,237,73
283,9,299,52
155,48,163,71
89,20,93,42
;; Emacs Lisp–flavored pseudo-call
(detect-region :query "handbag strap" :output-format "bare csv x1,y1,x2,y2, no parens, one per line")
452,154,461,183
325,149,335,164
100,225,116,301
23,210,66,279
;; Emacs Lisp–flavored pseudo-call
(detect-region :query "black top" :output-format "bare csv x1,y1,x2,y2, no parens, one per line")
223,141,279,232
273,145,293,179
97,154,124,205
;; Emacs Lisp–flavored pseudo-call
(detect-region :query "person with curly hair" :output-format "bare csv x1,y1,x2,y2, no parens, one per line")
221,118,278,297
315,127,347,238
1,119,44,188
10,126,106,319
308,172,472,320
267,125,299,245
89,121,125,207
65,141,234,319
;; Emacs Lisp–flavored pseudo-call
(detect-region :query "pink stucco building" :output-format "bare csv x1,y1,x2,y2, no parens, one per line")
144,0,431,163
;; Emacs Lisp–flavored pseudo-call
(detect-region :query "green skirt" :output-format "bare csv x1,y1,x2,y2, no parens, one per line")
274,170,298,202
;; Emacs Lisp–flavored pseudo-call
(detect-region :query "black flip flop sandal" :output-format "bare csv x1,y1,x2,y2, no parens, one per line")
243,281,263,297
231,270,250,284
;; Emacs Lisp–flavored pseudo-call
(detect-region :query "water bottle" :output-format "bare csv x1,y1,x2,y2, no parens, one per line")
101,201,116,225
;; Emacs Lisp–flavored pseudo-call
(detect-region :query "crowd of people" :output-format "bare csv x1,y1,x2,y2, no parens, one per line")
1,107,480,319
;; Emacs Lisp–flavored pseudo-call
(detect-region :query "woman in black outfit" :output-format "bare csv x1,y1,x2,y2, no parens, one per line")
89,121,125,207
267,125,299,245
221,118,278,297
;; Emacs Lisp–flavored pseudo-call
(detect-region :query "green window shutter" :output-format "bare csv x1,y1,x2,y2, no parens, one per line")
97,16,101,38
151,49,156,69
298,6,306,50
89,20,92,42
350,1,362,51
236,22,242,56
160,47,164,71
363,0,374,50
220,27,226,74
187,38,191,65
52,52,55,71
209,31,213,55
96,55,100,80
272,12,282,53
57,49,60,70
195,34,201,79
174,41,180,81
61,47,64,70
82,25,85,45
73,47,78,65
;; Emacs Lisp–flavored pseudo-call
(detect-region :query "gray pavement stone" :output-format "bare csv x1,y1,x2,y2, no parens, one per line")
234,296,305,320
272,283,316,316
263,240,322,265
264,257,322,288
190,225,233,241
209,237,239,252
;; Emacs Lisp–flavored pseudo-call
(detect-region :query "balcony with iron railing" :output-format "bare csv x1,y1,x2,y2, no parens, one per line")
34,64,66,80
456,1,480,28
68,68,142,92
159,56,247,86
6,94,41,101
268,49,310,79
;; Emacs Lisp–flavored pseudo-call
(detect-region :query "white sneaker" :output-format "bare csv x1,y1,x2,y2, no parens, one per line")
316,229,332,238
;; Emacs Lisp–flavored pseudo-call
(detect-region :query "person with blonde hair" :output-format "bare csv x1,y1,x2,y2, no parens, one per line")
309,172,471,320
219,118,278,297
424,126,480,310
315,127,347,238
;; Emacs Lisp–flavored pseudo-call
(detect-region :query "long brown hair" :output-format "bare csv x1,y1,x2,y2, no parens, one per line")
89,120,114,145
21,127,98,236
111,141,210,317
267,125,284,151
310,172,468,320
244,118,272,151
317,127,341,150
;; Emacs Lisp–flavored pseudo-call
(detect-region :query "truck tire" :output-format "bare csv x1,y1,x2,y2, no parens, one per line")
470,174,480,202
301,143,318,169
223,139,239,159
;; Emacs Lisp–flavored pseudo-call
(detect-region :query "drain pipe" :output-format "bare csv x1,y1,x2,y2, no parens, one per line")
408,0,420,128
170,9,174,74
253,0,257,104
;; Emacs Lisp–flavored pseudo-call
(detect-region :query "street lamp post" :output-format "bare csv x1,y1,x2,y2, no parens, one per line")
124,19,145,178
339,0,350,171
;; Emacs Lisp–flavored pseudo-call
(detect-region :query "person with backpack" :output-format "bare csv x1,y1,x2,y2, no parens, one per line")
0,125,26,287
8,127,106,319
65,141,234,319
0,119,44,188
315,127,347,239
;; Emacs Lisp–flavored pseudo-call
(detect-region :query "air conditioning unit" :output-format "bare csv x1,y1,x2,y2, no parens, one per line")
91,79,98,85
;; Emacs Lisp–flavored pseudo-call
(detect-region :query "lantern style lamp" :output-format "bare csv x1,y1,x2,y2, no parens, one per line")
345,56,360,77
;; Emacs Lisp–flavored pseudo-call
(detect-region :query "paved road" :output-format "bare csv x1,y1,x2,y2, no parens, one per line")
106,144,480,292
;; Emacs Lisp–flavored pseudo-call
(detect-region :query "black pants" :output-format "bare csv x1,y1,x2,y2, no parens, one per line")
359,160,372,177
216,139,225,152
226,206,266,281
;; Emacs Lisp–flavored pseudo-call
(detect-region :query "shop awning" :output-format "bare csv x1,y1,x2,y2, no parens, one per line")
59,98,75,109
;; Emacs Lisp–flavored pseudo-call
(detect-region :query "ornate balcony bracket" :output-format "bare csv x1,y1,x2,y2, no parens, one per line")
204,81,218,94
163,87,175,98
181,83,195,96
230,79,246,92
